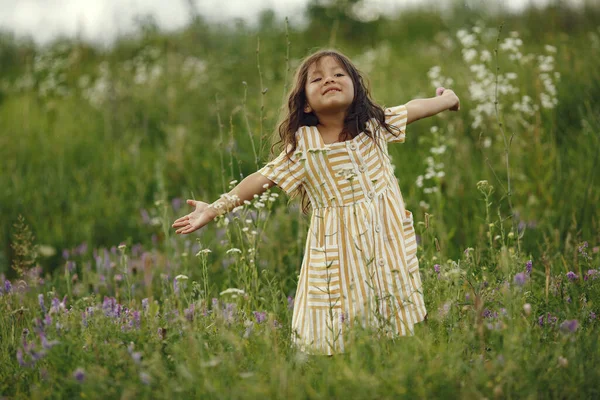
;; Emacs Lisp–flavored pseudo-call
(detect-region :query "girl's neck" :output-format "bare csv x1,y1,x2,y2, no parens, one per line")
316,112,345,136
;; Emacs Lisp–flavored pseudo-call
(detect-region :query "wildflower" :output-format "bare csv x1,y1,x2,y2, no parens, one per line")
589,312,597,322
476,180,490,192
184,303,195,322
513,272,528,286
287,296,295,310
538,312,558,327
142,298,149,312
433,264,441,274
196,249,212,256
566,271,578,281
559,319,578,333
73,368,85,382
523,303,532,316
220,288,245,296
584,269,599,281
175,275,189,281
16,349,26,367
40,333,60,349
558,356,568,368
253,311,267,324
226,248,242,254
140,371,151,385
132,311,141,329
2,279,11,294
38,294,46,314
525,260,533,274
118,243,126,251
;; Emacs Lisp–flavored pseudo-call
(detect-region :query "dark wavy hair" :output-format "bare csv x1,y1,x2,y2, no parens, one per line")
267,48,402,215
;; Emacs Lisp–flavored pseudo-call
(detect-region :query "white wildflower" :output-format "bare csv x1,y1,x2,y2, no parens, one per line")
219,288,245,296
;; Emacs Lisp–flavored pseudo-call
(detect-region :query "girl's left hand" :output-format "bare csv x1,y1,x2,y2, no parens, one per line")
436,87,460,111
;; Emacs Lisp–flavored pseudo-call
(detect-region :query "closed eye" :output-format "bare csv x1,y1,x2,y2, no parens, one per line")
311,73,344,83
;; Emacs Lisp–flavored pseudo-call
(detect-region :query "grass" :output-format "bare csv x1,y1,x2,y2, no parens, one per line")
0,1,599,398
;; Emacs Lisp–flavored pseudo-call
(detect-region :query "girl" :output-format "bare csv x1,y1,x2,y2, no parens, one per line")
172,49,460,356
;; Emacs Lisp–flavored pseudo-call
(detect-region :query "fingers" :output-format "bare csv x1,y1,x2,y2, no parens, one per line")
436,87,445,97
176,224,197,235
172,216,189,226
187,199,196,207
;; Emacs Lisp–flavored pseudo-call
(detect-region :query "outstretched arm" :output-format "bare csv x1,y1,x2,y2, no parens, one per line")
172,172,275,234
404,88,460,125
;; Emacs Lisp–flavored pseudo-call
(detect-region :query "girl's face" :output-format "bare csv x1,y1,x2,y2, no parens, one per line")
304,56,354,117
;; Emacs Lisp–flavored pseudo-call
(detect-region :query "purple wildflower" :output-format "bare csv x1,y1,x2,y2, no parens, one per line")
434,264,441,274
40,333,60,349
287,296,295,310
184,304,195,322
223,303,236,322
513,272,528,286
585,269,599,281
140,209,151,225
566,271,578,281
4,280,11,293
526,260,532,274
171,198,183,211
559,319,578,333
538,312,558,327
253,311,267,324
140,372,151,385
211,297,219,311
133,310,141,329
566,296,571,303
482,309,498,319
578,241,591,260
589,312,597,322
173,278,179,295
73,368,85,382
62,249,70,260
38,294,46,314
16,349,26,367
76,242,88,256
142,298,149,312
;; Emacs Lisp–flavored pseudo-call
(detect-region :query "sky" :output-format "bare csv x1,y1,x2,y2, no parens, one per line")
0,0,586,47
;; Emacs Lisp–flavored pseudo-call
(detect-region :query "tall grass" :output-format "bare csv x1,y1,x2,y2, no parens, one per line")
0,2,599,398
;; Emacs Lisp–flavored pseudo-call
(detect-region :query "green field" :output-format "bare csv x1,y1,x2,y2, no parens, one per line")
1,1,599,398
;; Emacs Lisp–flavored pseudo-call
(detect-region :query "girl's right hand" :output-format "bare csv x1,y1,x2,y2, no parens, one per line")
172,199,215,235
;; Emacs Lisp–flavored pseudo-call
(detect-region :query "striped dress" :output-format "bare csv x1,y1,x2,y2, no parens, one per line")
258,104,427,355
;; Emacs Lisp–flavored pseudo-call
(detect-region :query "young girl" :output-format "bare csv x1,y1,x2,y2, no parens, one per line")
172,49,460,356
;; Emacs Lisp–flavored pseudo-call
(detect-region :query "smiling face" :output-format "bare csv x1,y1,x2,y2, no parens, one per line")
303,56,355,117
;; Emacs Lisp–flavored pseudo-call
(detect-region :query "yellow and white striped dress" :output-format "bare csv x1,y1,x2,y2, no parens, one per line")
258,104,427,355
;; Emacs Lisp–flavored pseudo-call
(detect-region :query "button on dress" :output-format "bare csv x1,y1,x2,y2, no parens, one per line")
258,104,427,355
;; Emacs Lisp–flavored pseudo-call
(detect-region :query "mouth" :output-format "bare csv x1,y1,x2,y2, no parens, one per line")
323,88,341,95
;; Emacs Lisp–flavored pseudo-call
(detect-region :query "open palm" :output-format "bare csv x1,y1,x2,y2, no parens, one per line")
172,199,214,235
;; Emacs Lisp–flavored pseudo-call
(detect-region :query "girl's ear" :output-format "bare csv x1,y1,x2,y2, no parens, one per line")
304,104,312,113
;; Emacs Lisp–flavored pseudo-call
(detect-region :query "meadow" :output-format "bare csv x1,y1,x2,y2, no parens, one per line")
1,1,600,398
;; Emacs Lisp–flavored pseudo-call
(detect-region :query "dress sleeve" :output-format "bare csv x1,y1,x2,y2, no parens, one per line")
257,143,305,196
382,104,408,143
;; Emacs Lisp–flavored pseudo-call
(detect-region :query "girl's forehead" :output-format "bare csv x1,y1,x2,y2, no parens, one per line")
307,56,345,75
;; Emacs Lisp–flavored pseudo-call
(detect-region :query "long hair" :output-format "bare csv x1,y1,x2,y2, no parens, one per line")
267,48,403,215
